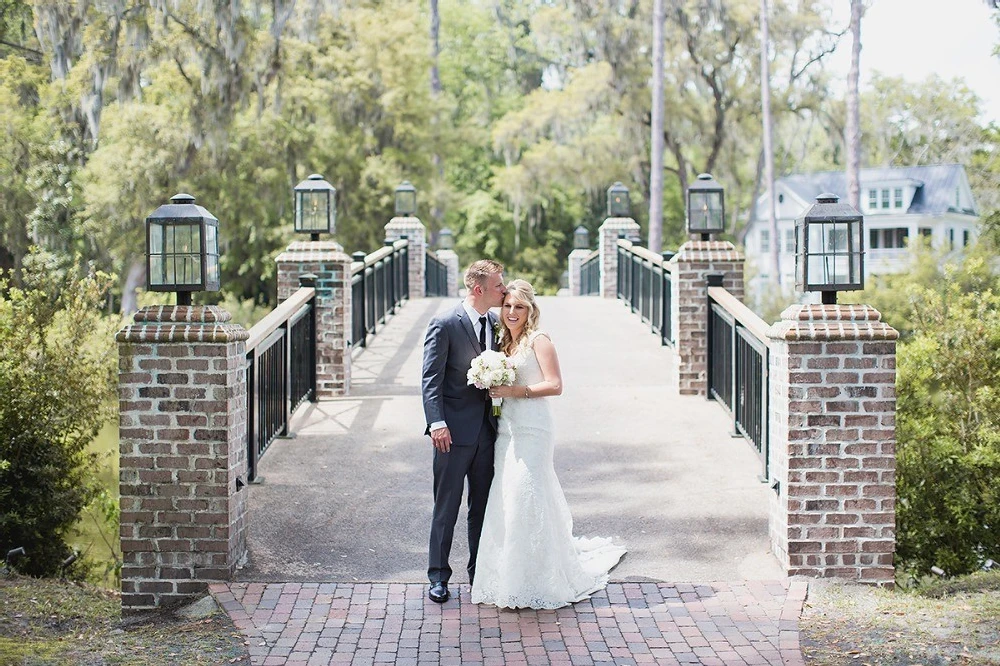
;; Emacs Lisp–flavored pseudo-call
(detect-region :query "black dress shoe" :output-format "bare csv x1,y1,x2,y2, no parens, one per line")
428,582,449,603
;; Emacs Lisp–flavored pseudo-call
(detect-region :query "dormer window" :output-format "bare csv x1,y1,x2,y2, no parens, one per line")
894,188,903,209
868,189,878,210
881,189,890,209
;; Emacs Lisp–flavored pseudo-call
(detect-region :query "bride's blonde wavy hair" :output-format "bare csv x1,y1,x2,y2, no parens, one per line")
498,279,541,356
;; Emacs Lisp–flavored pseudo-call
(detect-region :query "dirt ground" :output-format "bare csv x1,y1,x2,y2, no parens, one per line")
799,574,1000,666
0,576,249,666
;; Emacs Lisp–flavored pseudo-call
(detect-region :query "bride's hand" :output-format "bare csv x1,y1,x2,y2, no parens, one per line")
490,386,512,399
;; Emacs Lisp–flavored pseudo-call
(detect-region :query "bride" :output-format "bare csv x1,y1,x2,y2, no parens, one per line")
471,279,626,609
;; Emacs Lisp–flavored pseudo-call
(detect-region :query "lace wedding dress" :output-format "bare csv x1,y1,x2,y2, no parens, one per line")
471,331,626,609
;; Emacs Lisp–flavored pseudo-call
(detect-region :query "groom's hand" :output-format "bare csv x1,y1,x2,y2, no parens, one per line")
430,426,452,453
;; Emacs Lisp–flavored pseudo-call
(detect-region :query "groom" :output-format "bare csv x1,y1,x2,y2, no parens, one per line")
421,259,506,603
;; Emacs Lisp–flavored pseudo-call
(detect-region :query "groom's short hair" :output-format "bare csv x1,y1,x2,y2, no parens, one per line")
464,259,505,290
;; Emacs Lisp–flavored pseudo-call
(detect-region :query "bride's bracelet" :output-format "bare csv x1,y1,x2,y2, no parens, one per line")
524,386,530,399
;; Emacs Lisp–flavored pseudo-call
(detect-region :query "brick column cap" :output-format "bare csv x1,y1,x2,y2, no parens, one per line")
276,239,350,263
673,240,743,263
768,303,899,341
436,249,458,259
116,305,248,343
569,248,595,258
386,216,423,225
598,217,639,230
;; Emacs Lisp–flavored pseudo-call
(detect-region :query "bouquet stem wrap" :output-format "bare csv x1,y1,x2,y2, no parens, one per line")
467,350,517,418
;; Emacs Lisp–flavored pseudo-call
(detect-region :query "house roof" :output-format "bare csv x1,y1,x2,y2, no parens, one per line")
776,164,977,217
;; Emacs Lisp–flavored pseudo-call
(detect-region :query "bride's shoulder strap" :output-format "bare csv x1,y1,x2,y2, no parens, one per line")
528,330,551,345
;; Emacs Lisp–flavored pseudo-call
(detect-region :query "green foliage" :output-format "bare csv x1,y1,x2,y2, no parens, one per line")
895,259,1000,579
0,250,118,577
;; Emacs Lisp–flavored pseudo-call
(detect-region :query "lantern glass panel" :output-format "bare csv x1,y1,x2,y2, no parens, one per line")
688,191,724,232
609,193,629,216
205,223,219,288
298,191,330,232
806,220,860,287
395,190,417,216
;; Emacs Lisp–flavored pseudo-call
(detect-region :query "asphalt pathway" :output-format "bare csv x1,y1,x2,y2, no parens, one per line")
237,296,783,585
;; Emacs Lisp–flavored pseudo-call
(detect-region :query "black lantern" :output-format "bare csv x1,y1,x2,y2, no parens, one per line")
294,173,336,240
573,226,590,250
687,173,725,239
607,182,630,217
145,193,220,306
795,193,865,304
395,181,417,216
438,228,454,250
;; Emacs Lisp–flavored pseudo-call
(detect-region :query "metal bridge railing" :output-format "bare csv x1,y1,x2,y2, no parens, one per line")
706,277,771,481
425,249,448,297
351,240,409,348
579,250,600,295
245,282,316,482
615,239,674,346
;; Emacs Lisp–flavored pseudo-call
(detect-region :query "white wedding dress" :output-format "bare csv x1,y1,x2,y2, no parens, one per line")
471,331,626,609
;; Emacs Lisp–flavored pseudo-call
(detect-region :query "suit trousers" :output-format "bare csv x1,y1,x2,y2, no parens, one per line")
428,414,496,584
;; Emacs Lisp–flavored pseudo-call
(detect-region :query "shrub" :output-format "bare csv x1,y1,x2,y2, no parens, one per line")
895,264,1000,579
0,251,118,577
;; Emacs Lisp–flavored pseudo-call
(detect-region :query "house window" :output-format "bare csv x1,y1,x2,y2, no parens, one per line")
894,188,903,209
949,229,955,250
881,189,890,209
784,229,795,253
778,193,784,203
868,189,878,210
760,229,770,253
869,228,909,249
963,230,970,247
919,228,932,237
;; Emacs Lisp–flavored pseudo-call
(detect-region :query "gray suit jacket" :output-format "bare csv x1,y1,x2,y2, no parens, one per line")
422,302,499,446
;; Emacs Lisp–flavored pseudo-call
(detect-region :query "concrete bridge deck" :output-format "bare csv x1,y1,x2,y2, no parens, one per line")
238,296,782,584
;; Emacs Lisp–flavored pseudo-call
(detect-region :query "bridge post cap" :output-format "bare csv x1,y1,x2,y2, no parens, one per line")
170,193,196,205
815,193,840,204
351,251,367,260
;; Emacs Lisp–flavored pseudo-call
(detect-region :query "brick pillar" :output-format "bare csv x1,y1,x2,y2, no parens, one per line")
116,306,248,611
276,241,352,398
767,303,898,586
436,249,460,297
384,216,426,299
567,248,592,296
671,240,744,395
597,217,640,298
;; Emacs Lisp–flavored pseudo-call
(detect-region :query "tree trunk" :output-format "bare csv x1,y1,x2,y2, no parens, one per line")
845,0,864,209
430,0,444,226
648,0,666,253
760,0,779,284
120,257,145,316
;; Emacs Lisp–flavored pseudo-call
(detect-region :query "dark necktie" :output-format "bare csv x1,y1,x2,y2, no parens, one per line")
478,316,487,351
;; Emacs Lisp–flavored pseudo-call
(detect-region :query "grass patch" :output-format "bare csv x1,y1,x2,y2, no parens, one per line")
801,572,1000,665
0,575,249,665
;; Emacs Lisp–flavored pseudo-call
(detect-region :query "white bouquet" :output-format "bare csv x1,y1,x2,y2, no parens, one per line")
467,350,517,416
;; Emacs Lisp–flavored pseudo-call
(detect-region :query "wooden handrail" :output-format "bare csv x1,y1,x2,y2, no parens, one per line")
247,287,315,352
616,239,674,273
708,286,771,344
350,240,409,277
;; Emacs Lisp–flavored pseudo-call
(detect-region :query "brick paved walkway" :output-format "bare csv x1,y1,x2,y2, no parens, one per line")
211,581,807,665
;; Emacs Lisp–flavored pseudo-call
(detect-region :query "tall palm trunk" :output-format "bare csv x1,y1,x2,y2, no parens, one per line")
760,0,779,283
430,0,443,226
845,0,864,209
648,0,666,253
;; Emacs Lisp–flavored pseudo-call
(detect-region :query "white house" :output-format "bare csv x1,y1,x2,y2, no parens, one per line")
745,164,980,287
